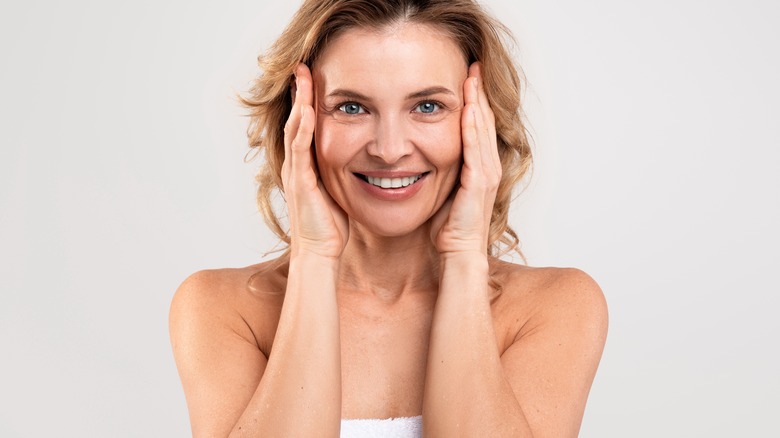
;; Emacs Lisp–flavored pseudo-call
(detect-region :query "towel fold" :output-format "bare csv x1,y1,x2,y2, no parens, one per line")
340,415,422,437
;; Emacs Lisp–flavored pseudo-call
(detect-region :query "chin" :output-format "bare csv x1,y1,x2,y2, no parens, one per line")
351,210,432,239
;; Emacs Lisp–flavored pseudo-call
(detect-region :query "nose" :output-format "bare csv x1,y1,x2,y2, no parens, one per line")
366,114,412,164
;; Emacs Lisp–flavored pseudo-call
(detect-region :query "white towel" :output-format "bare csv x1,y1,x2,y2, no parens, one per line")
340,416,422,438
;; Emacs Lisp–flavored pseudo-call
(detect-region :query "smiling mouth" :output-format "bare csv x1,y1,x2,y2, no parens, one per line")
356,173,427,189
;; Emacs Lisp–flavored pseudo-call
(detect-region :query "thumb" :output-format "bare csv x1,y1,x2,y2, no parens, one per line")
429,191,455,243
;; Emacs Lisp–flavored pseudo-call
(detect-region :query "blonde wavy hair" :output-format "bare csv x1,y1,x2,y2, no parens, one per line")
242,0,532,257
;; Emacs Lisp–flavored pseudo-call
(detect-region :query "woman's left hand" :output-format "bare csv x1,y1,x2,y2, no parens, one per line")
430,62,501,256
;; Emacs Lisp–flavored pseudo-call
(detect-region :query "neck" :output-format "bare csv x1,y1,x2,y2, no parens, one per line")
337,222,440,302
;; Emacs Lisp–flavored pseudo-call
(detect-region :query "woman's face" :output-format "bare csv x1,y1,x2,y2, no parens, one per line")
312,22,467,237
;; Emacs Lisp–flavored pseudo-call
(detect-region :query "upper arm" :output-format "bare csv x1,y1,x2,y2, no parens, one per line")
169,270,268,438
500,268,608,438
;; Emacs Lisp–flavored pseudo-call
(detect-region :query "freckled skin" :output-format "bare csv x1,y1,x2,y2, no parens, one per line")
312,24,467,237
170,21,607,437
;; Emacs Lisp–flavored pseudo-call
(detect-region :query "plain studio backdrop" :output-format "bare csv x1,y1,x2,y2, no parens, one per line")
1,0,778,436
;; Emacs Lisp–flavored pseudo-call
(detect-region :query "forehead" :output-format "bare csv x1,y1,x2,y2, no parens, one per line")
313,23,468,93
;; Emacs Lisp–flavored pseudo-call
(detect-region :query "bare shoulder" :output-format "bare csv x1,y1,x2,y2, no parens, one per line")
489,259,608,346
169,257,289,356
168,260,289,436
170,267,245,314
490,261,608,433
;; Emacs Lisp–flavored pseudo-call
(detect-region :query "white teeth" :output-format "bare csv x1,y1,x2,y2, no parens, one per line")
366,174,422,189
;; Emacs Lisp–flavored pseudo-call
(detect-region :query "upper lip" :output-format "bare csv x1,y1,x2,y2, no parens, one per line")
353,170,428,178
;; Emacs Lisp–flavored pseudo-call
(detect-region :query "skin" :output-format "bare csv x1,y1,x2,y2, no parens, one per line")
312,24,463,242
170,23,608,437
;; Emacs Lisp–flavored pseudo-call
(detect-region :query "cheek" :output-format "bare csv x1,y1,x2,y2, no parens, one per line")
315,114,463,170
415,116,463,166
432,117,464,196
314,118,367,176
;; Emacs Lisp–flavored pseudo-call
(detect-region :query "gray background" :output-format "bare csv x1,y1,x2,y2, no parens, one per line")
1,0,778,436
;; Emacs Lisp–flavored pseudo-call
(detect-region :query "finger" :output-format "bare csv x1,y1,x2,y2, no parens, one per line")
463,69,478,107
293,64,316,182
466,87,499,226
470,62,501,178
468,75,490,169
284,64,313,150
283,71,302,178
475,76,499,178
462,68,482,178
283,64,315,183
469,63,495,126
461,102,482,179
294,63,314,108
464,64,489,155
291,104,316,185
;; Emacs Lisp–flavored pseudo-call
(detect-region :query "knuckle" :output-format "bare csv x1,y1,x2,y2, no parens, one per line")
298,126,314,139
484,169,501,187
290,137,310,152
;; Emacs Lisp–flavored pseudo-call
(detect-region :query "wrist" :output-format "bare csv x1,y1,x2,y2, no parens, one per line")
439,251,489,273
290,246,342,264
437,252,491,301
289,251,340,277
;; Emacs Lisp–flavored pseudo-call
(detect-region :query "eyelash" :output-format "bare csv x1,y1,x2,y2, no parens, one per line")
414,101,442,114
335,100,445,115
337,102,366,115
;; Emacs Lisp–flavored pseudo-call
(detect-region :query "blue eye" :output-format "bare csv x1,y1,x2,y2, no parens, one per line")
416,102,439,114
339,103,365,115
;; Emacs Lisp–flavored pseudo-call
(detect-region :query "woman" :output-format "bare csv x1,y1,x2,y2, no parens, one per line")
170,0,608,436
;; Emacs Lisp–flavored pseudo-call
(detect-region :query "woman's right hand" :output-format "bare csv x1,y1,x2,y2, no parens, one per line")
282,63,349,259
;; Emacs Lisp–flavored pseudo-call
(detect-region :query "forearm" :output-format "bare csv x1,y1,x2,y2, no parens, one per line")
423,254,532,437
230,254,341,437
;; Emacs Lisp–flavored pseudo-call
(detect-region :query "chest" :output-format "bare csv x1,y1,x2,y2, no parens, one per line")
249,288,522,419
338,302,433,419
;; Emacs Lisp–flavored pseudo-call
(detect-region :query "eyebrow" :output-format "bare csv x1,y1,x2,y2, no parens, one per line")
406,86,456,100
325,86,455,101
326,89,371,101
